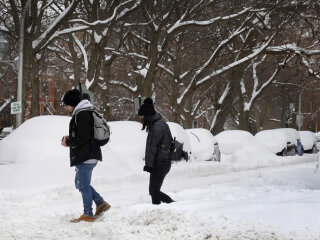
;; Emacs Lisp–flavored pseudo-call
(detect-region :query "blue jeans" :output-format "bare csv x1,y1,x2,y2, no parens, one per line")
75,163,104,217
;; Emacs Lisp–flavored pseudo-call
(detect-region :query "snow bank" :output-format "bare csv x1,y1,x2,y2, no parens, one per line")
168,122,192,156
255,129,288,154
299,131,316,151
0,116,146,190
216,130,253,155
280,128,299,145
0,116,320,239
185,128,216,161
0,116,70,164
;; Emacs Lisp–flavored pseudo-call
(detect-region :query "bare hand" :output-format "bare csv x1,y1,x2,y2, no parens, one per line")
61,136,69,147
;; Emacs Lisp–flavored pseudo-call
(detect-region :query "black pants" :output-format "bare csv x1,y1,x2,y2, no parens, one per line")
149,164,174,204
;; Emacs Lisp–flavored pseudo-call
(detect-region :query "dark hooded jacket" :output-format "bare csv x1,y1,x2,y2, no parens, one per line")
145,113,173,168
66,100,102,167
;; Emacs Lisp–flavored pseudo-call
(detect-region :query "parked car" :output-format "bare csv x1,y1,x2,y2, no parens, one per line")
299,131,318,153
0,127,13,140
186,128,220,161
254,128,298,156
315,132,320,152
216,130,253,155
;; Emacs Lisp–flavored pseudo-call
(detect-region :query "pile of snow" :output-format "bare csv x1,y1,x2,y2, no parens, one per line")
299,131,316,151
216,130,253,155
0,116,319,239
168,122,192,157
315,132,320,150
255,129,288,154
0,116,146,190
315,132,320,140
105,121,146,171
185,128,216,161
280,128,299,145
0,116,70,164
1,126,13,133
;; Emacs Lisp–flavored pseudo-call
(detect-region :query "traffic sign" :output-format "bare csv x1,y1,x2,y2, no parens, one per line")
11,101,22,114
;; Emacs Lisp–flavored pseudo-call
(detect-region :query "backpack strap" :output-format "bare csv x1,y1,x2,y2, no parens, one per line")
74,107,94,125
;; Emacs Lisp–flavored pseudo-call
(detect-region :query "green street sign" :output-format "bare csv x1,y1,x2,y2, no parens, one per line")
11,101,22,114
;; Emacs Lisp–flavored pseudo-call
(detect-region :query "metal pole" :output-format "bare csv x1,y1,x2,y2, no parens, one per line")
16,0,31,127
298,90,302,131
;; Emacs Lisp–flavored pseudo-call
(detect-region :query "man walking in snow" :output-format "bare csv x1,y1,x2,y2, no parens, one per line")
138,98,175,205
61,88,110,222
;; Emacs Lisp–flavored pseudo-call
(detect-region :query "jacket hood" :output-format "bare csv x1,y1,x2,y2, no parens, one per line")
151,113,162,123
72,100,94,116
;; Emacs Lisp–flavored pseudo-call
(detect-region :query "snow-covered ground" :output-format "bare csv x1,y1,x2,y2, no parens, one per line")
0,116,320,240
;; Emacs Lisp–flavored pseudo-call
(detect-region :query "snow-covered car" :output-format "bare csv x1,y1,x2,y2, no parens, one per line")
186,128,220,161
216,130,253,155
0,126,13,140
254,128,298,156
167,122,192,160
299,131,317,153
315,132,320,152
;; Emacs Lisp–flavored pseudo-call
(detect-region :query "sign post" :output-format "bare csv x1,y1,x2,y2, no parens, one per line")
11,101,22,115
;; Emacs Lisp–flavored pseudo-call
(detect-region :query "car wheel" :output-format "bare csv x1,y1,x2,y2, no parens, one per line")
282,148,287,157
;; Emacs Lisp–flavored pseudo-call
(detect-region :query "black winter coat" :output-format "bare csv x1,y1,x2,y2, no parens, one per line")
145,113,173,168
66,110,102,167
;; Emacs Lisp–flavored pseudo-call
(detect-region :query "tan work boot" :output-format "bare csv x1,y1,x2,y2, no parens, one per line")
94,201,111,219
70,214,94,223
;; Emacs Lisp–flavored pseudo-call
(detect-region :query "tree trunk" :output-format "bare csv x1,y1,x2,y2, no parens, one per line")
211,94,234,135
102,62,112,121
184,98,193,129
31,52,40,117
22,37,33,120
280,92,289,128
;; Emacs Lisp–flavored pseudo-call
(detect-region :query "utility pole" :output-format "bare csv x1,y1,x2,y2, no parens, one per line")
16,0,31,127
298,90,302,131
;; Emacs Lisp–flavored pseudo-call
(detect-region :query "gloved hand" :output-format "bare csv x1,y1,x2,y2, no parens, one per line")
143,166,153,173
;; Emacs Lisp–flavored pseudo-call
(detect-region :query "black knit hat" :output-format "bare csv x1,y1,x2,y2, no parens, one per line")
138,98,156,116
63,89,81,107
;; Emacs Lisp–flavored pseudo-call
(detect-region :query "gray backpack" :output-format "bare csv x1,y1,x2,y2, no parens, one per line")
75,108,110,146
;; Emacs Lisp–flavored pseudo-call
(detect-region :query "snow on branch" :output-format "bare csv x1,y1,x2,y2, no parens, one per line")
244,56,279,112
167,7,251,34
113,50,174,76
301,57,320,79
0,96,14,113
110,80,137,93
72,33,88,73
69,0,142,26
128,32,150,44
218,82,230,105
177,24,249,104
267,44,320,56
44,26,89,49
33,0,79,50
116,0,143,20
196,30,278,87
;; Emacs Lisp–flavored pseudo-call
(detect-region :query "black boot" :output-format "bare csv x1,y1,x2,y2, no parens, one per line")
151,196,161,205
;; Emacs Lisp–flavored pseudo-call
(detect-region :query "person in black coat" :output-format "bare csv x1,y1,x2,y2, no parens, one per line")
138,98,174,205
61,89,110,222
